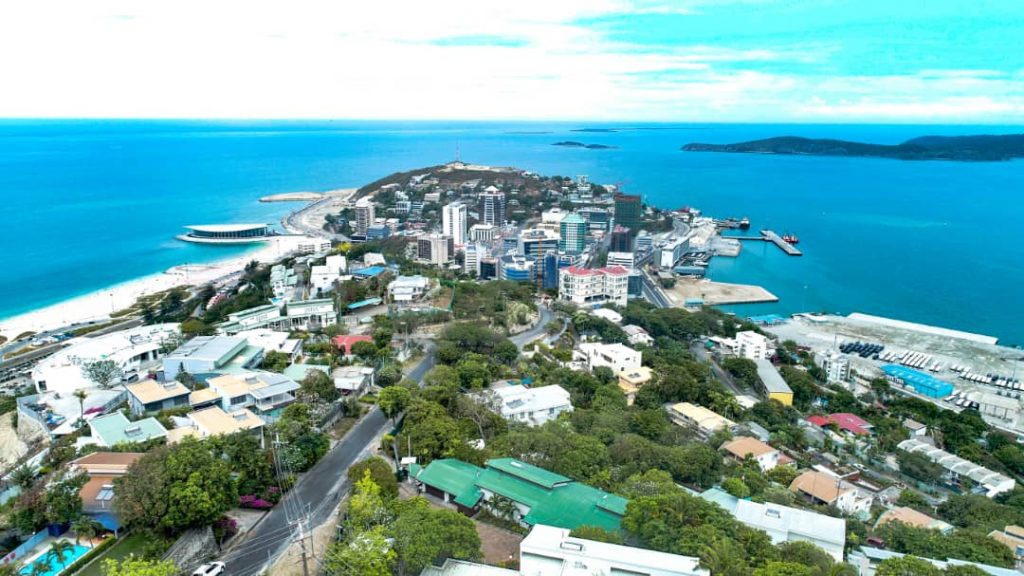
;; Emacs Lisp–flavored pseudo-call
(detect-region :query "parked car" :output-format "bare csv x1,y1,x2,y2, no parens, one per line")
192,562,226,576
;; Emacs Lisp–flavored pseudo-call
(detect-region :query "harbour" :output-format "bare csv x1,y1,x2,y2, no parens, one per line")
726,229,803,256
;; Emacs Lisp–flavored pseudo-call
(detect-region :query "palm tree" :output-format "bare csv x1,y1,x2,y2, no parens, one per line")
47,539,75,569
29,557,51,576
72,516,104,548
73,389,88,425
11,465,35,489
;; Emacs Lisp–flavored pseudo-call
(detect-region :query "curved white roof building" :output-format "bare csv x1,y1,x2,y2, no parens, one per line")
177,224,275,244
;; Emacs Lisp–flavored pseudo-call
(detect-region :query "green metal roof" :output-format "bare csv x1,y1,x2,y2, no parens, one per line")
415,459,483,501
415,458,626,532
89,412,167,446
485,458,570,489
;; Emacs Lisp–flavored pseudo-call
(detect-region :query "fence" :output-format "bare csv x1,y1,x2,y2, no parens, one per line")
0,528,48,566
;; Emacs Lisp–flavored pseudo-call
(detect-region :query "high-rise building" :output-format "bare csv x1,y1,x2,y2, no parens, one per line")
416,234,454,265
614,193,642,234
479,257,498,280
464,243,486,276
442,202,467,245
558,213,586,254
821,351,851,384
478,188,506,226
518,228,560,261
610,225,633,253
354,198,375,236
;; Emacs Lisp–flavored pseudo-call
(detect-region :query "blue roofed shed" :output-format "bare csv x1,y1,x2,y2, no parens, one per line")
882,365,954,398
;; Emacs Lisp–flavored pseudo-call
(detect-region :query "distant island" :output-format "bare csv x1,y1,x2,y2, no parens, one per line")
553,141,617,150
681,134,1024,162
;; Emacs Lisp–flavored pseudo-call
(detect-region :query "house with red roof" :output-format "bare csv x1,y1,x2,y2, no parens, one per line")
332,334,373,356
806,413,873,436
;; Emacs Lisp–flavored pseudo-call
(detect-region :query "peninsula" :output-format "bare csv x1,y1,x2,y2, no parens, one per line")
681,133,1024,162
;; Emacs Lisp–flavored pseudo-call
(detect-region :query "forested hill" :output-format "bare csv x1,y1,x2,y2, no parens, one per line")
681,134,1024,161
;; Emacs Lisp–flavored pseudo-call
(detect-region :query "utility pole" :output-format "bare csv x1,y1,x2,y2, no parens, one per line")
297,521,311,576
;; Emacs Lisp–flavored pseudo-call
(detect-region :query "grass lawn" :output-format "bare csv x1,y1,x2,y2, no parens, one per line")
76,532,150,576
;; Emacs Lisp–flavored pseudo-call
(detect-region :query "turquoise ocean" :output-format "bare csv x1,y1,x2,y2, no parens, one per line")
1,120,1021,344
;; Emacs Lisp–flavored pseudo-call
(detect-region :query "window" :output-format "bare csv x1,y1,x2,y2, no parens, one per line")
231,395,247,406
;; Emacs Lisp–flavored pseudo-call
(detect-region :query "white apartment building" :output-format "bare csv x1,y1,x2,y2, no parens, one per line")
469,223,498,242
310,254,348,294
558,265,629,308
606,251,635,270
388,275,430,303
577,342,642,373
417,234,453,265
442,202,467,245
485,385,573,426
354,198,375,236
820,351,851,383
736,330,772,360
464,243,486,276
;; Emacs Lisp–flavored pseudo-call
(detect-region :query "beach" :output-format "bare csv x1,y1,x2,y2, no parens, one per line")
0,234,319,343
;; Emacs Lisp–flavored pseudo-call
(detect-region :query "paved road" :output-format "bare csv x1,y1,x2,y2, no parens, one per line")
640,273,672,308
222,344,435,576
690,342,750,397
510,306,554,350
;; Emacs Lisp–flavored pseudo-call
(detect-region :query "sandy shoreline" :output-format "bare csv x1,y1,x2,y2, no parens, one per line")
0,235,319,342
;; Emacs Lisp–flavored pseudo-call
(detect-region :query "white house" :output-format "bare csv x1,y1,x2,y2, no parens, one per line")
520,525,708,576
486,385,573,426
31,323,181,394
590,308,622,325
577,342,642,373
622,324,654,346
387,275,430,303
332,365,375,396
234,329,303,362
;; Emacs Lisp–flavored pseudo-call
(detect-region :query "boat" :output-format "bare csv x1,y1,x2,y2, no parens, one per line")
782,233,799,245
739,217,750,230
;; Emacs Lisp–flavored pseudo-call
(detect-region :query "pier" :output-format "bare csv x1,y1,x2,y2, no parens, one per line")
728,230,803,256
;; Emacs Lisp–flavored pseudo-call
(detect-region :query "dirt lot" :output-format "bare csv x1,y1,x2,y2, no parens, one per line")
664,277,778,305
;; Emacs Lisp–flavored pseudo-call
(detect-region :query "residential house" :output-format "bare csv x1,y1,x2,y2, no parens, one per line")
410,458,627,532
162,335,257,381
235,329,303,362
577,342,642,373
618,366,653,406
789,470,873,516
700,488,846,562
31,323,180,394
87,412,167,447
332,334,374,356
388,275,430,303
486,385,573,426
183,406,264,439
806,413,873,437
124,379,190,416
205,372,300,421
988,526,1024,569
70,452,144,531
721,436,781,471
875,507,953,533
333,365,375,396
622,324,654,346
284,299,337,331
590,308,622,325
668,402,738,439
903,418,928,437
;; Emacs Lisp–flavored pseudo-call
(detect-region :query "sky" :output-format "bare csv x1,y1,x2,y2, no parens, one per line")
1,0,1022,122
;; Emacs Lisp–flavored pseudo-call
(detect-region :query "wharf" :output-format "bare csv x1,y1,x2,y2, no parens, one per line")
728,230,802,256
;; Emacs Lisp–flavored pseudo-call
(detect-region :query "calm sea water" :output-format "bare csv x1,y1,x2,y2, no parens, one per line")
1,120,1022,344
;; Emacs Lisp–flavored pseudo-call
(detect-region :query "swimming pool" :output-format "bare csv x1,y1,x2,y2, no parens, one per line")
19,543,90,576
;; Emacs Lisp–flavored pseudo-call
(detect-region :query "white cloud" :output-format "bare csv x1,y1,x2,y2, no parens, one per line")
0,0,1020,121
